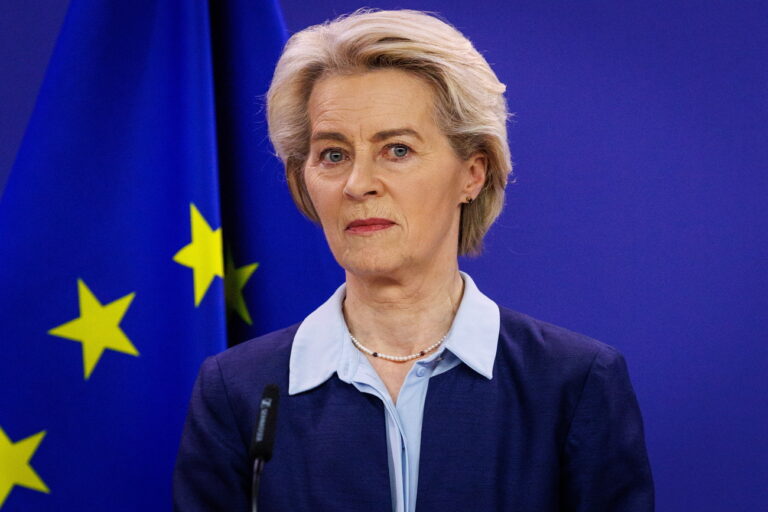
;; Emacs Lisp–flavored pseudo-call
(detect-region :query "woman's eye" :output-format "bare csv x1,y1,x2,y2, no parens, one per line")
386,144,410,159
321,149,345,163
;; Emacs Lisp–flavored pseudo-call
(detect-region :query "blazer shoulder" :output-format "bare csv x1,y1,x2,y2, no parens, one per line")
496,305,623,371
210,323,300,382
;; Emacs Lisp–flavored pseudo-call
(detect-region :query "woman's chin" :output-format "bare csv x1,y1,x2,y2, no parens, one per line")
337,250,407,279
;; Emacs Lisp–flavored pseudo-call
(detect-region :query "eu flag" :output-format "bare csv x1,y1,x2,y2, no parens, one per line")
0,0,340,509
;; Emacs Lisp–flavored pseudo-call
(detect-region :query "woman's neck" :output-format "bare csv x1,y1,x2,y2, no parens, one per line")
342,264,465,356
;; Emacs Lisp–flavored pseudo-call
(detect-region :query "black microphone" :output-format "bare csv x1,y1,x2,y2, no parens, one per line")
250,384,279,512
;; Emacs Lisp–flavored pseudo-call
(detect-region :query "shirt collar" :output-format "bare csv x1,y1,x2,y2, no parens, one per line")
288,271,500,395
441,272,499,379
288,283,347,395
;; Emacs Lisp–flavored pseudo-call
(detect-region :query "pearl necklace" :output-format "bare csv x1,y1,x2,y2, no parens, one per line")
348,332,448,362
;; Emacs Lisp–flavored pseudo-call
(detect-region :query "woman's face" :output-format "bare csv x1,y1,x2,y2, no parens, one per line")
304,68,485,279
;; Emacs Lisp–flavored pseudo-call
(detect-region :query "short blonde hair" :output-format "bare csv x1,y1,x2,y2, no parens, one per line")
267,9,512,255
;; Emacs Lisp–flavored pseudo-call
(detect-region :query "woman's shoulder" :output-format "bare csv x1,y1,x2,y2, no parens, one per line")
204,323,301,383
495,305,627,379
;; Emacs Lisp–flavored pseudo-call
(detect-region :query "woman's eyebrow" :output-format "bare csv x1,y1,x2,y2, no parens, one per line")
371,128,423,142
310,128,423,144
310,131,349,144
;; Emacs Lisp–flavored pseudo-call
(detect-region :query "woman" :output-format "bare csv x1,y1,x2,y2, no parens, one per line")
174,9,653,511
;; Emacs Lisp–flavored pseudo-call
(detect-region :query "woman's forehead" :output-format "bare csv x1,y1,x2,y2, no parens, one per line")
307,69,439,140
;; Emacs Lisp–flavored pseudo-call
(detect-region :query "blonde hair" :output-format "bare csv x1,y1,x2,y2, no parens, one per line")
267,9,512,255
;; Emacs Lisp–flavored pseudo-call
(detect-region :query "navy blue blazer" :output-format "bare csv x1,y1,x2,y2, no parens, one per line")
173,306,654,511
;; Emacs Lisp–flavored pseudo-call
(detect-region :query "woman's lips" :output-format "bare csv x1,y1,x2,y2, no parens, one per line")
345,218,395,234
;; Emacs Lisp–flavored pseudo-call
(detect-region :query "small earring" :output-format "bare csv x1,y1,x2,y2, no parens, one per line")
466,196,474,204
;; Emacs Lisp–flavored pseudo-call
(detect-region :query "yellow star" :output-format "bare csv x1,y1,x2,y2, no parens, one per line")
48,279,138,380
224,249,259,325
173,203,224,306
0,427,49,507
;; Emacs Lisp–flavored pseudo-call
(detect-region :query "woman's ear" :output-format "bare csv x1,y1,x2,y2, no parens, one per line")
462,152,487,200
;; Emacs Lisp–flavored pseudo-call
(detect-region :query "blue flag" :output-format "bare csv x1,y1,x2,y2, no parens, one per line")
208,0,342,343
0,0,340,509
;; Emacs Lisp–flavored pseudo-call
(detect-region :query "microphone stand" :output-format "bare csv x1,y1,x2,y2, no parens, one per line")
250,384,279,512
251,458,265,512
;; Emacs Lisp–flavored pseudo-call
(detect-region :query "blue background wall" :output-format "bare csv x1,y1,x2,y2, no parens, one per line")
3,1,766,510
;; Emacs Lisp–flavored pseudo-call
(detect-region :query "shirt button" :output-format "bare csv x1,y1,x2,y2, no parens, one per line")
416,367,427,377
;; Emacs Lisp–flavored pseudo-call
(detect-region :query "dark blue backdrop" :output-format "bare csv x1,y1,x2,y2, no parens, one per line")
2,1,766,510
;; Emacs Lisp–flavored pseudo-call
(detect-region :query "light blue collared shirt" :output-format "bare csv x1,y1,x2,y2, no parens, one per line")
288,272,500,512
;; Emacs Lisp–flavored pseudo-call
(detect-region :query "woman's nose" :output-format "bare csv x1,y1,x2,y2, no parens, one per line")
343,158,381,200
